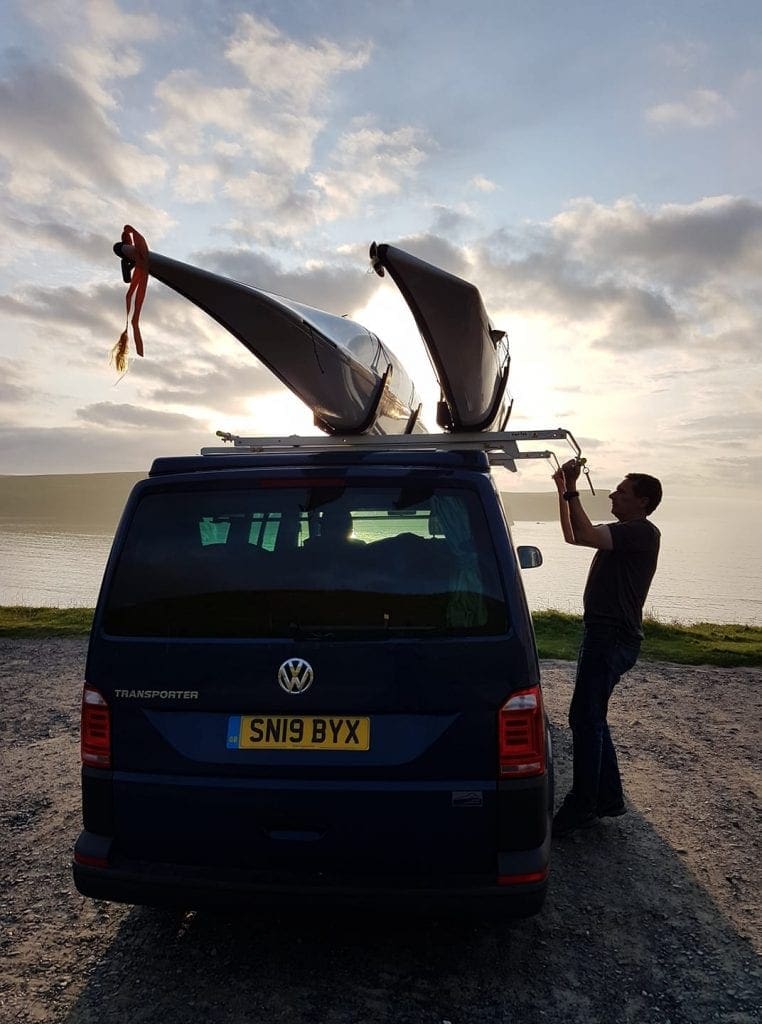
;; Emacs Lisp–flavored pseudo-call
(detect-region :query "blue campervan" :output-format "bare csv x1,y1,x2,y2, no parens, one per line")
73,443,553,917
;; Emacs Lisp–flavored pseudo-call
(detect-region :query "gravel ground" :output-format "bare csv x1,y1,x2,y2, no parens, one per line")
1,636,760,1024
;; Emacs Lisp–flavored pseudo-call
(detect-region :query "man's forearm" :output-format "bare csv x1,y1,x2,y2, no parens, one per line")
557,493,576,543
567,493,600,546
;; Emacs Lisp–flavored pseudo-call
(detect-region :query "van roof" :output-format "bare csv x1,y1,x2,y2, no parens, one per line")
149,450,492,477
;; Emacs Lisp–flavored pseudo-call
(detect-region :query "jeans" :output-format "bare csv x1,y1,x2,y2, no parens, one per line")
569,626,640,814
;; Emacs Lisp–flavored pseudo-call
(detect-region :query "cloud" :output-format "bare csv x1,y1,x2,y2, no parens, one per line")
0,61,165,195
144,361,277,413
674,411,762,443
313,123,430,219
150,12,373,198
76,401,202,431
1,217,114,265
223,120,433,242
151,71,321,173
0,422,212,474
646,89,735,128
0,56,170,271
469,175,498,193
173,163,224,204
654,41,708,71
550,195,762,282
429,205,475,238
375,232,472,280
0,361,29,404
0,283,118,341
472,195,762,356
21,0,164,110
147,14,426,239
225,13,371,109
192,246,378,314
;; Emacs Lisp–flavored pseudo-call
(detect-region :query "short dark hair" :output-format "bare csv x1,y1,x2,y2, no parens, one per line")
626,473,662,514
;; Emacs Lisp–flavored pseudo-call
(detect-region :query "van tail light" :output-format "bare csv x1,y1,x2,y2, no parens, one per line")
498,685,546,778
81,687,111,768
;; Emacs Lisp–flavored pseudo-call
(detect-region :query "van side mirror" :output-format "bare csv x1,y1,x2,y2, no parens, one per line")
517,545,543,569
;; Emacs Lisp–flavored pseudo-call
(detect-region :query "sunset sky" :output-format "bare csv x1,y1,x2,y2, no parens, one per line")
1,1,761,498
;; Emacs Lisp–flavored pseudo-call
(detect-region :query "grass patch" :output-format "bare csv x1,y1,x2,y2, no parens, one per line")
1,606,760,667
532,611,762,668
0,606,94,637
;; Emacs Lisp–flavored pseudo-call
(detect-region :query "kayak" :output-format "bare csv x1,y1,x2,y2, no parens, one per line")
370,242,511,432
114,242,425,436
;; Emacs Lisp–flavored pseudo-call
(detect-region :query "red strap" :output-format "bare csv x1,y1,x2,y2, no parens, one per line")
112,225,149,372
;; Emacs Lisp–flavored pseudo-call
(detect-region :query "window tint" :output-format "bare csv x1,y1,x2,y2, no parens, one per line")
103,483,508,638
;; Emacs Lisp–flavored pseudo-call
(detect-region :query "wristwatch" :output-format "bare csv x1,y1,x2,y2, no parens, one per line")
563,491,579,501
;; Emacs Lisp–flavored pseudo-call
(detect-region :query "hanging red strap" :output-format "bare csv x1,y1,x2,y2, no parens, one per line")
111,225,149,373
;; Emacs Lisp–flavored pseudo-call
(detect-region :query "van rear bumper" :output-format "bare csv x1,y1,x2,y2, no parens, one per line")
73,828,550,918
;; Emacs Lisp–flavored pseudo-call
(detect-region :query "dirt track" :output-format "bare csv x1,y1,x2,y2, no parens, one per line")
1,637,760,1024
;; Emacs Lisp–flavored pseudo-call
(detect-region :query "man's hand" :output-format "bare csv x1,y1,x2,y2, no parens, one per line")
562,458,582,484
552,467,567,494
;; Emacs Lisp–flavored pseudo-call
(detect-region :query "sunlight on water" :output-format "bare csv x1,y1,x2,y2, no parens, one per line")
0,530,114,607
511,520,761,626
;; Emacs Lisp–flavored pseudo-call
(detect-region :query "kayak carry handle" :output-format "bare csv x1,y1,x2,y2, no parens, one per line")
113,241,133,284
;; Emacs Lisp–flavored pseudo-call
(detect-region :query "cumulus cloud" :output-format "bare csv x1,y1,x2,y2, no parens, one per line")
225,13,371,108
150,12,372,192
313,123,429,218
646,89,735,128
151,71,320,172
549,195,762,281
471,195,762,355
145,15,430,240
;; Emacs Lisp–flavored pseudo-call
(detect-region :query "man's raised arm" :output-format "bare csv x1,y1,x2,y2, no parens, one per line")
558,460,613,550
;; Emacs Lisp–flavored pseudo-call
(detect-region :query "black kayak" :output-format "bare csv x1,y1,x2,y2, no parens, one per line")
115,242,425,436
370,242,511,432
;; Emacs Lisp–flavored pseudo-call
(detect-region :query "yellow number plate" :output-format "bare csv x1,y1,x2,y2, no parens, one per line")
227,715,370,750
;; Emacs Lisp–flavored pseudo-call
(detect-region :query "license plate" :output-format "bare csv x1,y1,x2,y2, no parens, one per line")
227,715,370,750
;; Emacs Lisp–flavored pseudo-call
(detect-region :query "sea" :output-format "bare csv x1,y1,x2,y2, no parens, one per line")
0,488,759,626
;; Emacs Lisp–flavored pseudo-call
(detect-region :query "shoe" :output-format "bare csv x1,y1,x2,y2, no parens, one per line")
597,798,627,818
552,797,597,837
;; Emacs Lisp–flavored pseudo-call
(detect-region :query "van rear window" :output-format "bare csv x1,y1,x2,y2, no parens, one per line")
103,483,508,638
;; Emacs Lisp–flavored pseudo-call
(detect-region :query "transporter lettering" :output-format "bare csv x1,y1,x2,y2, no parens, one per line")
114,689,199,700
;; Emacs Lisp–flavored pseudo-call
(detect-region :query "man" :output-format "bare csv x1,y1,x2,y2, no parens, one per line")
551,460,662,837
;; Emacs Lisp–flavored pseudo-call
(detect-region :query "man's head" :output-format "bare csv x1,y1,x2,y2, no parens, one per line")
319,508,354,542
609,473,662,521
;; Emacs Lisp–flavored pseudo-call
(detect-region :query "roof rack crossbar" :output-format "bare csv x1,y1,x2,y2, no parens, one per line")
201,428,583,472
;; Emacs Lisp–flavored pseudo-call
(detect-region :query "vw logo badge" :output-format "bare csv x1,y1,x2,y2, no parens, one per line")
277,658,314,694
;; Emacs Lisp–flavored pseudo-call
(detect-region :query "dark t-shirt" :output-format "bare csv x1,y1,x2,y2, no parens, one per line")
583,519,661,641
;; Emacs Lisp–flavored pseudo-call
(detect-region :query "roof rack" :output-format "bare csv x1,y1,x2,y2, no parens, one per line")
201,428,585,474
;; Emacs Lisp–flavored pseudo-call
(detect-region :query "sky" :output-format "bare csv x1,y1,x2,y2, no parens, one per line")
1,0,761,499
